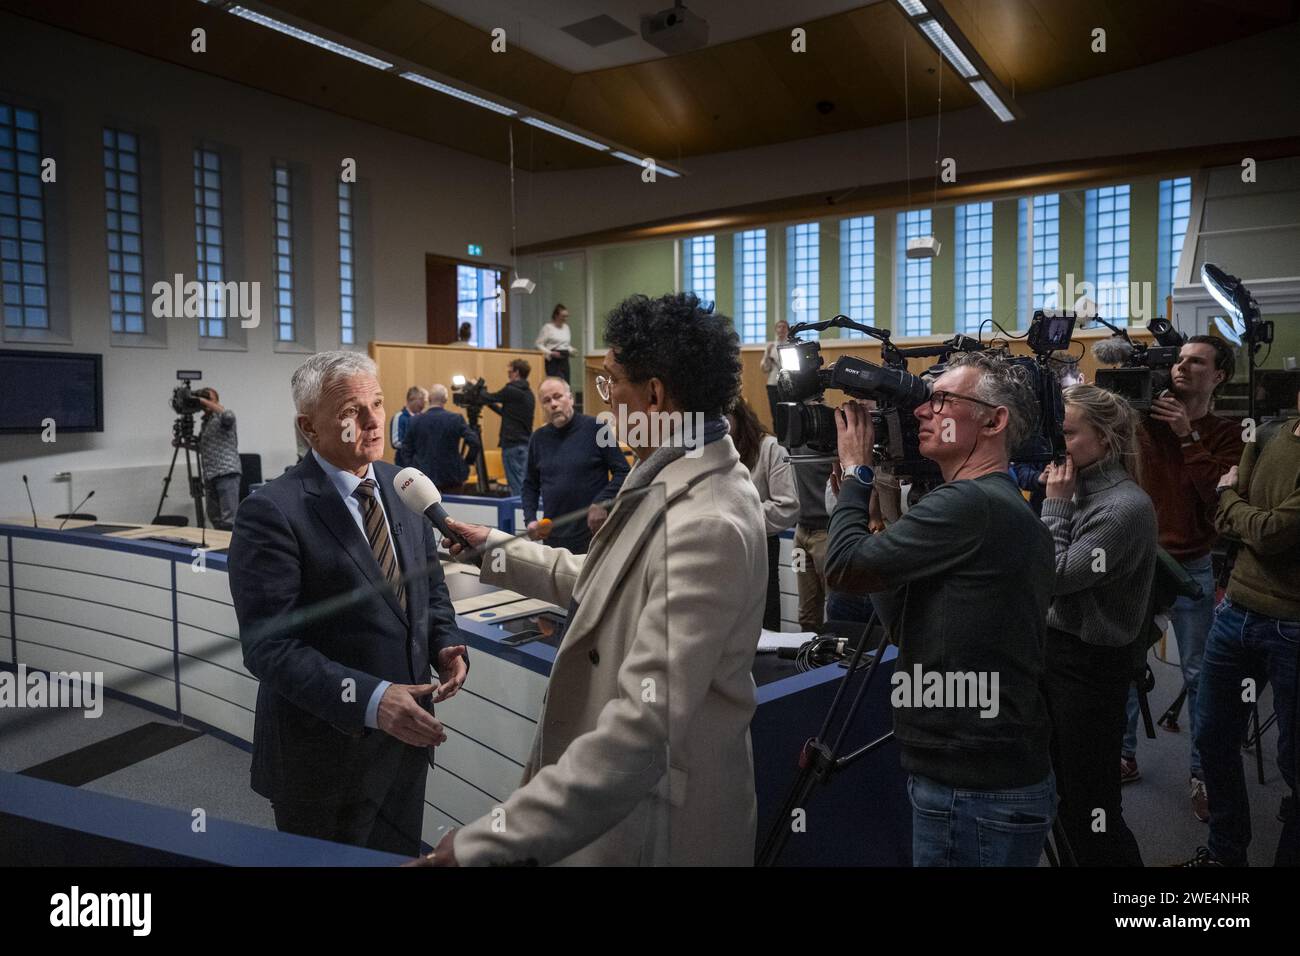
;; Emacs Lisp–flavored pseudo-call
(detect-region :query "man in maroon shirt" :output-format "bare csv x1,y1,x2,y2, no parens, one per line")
1123,336,1244,824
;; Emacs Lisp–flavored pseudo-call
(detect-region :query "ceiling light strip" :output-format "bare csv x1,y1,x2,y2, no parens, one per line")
520,117,610,152
916,17,978,79
969,79,1016,123
398,72,517,116
226,5,393,70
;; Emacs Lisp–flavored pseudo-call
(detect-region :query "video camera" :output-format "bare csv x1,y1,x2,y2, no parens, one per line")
170,370,210,416
1091,317,1185,410
450,375,489,409
775,311,1075,480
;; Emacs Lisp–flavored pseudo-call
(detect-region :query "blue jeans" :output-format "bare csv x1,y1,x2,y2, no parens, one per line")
1196,598,1299,866
502,444,528,497
1124,554,1215,777
907,772,1057,867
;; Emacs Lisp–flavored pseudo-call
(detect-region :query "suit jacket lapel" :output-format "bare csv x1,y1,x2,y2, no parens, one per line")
300,454,409,630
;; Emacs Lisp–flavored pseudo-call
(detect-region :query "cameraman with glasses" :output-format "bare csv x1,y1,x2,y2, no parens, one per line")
825,351,1057,867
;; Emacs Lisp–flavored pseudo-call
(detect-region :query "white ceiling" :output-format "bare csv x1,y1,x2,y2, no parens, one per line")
418,0,883,71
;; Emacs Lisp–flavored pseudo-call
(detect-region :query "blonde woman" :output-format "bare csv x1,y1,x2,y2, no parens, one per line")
1040,384,1157,867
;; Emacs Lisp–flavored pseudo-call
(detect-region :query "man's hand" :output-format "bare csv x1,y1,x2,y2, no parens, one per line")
834,401,875,472
1042,456,1078,500
1150,394,1192,438
1217,464,1239,493
404,828,459,867
376,683,447,747
443,517,491,559
434,645,468,703
525,518,552,541
587,503,610,534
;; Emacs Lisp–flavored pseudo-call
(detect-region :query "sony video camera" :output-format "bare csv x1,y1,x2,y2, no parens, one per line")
1092,317,1185,411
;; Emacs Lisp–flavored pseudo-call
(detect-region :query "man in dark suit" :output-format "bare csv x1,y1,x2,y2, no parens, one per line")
405,383,479,494
228,351,468,856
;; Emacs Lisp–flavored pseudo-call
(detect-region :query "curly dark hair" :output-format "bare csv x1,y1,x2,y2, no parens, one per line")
604,292,742,417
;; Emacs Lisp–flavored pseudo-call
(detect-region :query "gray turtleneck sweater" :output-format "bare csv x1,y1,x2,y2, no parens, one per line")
1039,460,1158,647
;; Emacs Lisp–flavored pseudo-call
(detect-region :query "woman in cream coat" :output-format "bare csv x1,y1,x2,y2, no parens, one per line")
426,292,767,867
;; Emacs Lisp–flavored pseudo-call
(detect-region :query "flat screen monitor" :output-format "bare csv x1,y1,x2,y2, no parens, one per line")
0,349,104,433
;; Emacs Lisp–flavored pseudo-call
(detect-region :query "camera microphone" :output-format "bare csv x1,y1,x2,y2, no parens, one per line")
58,490,94,531
393,467,471,551
22,474,38,528
1091,336,1134,366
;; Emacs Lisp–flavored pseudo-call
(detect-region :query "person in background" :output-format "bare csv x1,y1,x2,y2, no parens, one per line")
449,322,474,347
791,447,833,633
536,304,576,383
522,376,629,554
1039,385,1155,867
196,388,242,530
405,384,480,495
390,386,427,469
483,359,536,496
1122,336,1244,824
760,319,791,430
729,396,799,631
1184,387,1300,867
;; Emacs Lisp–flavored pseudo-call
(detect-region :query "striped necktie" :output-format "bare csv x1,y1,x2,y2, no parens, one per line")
353,479,406,614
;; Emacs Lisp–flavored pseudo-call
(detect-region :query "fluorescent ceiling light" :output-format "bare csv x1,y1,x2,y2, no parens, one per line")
969,79,1016,122
896,0,929,17
226,5,393,70
916,17,978,78
398,72,517,116
520,117,610,152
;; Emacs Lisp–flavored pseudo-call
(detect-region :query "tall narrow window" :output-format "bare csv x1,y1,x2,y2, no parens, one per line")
785,222,819,337
456,264,501,349
1030,194,1060,311
1158,176,1192,305
194,147,225,338
103,129,145,334
271,163,294,342
734,229,767,344
1085,184,1130,321
895,209,933,336
954,202,993,335
338,181,355,345
839,216,875,337
1,104,49,330
681,235,716,307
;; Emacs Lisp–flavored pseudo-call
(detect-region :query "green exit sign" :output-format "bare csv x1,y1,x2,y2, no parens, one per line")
467,244,483,256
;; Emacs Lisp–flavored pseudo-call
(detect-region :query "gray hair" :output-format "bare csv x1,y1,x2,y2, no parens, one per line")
291,351,378,415
945,350,1039,452
539,376,571,395
428,383,448,405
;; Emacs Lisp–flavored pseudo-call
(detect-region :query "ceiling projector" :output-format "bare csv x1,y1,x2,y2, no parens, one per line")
906,236,941,259
641,3,709,55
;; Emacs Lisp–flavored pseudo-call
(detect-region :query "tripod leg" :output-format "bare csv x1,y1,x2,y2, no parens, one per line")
153,443,182,522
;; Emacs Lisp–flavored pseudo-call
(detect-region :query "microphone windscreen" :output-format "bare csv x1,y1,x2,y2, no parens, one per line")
1091,336,1133,366
393,467,441,512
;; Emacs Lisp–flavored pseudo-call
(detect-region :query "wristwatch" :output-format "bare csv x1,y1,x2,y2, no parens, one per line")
1180,429,1201,447
847,464,875,488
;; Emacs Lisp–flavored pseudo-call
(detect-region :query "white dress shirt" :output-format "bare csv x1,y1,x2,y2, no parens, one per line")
536,321,574,358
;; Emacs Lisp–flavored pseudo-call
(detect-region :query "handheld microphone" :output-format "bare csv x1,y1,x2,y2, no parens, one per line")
393,468,471,552
22,474,38,528
1091,336,1134,366
59,490,94,531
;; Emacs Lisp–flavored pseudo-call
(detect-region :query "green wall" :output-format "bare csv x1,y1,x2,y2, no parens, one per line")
991,198,1019,328
589,239,676,348
1265,313,1300,369
930,206,956,335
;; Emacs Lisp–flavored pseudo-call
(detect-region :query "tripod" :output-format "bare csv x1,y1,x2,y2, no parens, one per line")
756,611,1076,867
154,414,209,546
464,403,491,495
